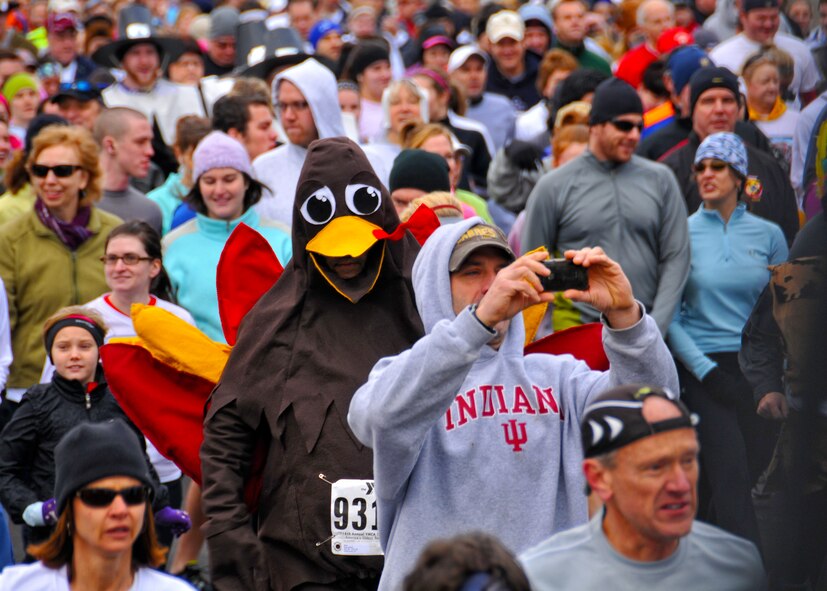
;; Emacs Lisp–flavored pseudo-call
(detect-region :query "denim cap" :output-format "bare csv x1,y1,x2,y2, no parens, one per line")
694,132,748,178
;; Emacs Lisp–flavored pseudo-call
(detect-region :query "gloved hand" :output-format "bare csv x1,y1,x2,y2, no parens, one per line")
22,498,57,527
154,506,192,536
701,367,744,406
505,140,543,171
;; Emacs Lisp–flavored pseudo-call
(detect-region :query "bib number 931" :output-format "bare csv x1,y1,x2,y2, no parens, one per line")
330,479,383,556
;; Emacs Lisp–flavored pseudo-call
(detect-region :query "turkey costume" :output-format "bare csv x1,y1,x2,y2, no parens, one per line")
200,137,425,591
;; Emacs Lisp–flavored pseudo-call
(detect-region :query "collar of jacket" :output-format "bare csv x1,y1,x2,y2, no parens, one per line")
52,365,108,404
195,206,260,241
583,149,632,172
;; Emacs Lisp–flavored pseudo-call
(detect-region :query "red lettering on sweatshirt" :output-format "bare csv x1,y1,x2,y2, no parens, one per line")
511,386,537,415
457,388,478,426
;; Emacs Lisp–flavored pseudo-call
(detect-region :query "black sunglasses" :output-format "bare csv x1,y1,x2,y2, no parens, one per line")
609,118,644,133
30,164,82,178
76,485,150,508
693,160,729,174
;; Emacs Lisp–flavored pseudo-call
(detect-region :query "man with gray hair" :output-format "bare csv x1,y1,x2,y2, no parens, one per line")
94,107,163,234
520,384,766,590
615,0,675,89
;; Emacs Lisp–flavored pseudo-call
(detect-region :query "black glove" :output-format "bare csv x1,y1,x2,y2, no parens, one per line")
701,367,745,406
505,140,543,171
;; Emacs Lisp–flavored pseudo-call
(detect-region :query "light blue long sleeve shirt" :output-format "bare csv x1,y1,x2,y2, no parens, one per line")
162,208,292,343
667,203,788,379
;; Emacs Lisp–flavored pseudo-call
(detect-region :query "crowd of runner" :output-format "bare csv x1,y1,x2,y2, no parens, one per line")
0,0,822,587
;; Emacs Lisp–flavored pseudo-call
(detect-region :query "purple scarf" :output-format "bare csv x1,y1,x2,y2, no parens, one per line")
34,198,93,250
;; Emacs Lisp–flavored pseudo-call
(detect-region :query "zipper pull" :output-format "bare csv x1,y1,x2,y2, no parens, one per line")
85,392,91,410
85,382,97,410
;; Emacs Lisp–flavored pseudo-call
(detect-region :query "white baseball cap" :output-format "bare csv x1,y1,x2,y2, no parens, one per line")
447,45,489,74
486,10,524,43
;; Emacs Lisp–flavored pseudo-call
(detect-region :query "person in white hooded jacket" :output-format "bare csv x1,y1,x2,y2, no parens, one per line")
348,218,680,591
252,58,346,228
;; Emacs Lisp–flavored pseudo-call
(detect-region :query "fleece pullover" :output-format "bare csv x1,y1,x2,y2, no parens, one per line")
348,218,679,591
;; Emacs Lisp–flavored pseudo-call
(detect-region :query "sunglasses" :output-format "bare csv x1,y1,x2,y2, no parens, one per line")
609,118,644,133
76,485,151,508
30,164,82,178
693,160,729,174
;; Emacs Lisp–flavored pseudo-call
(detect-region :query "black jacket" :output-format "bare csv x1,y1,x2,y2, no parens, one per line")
637,116,774,162
486,51,542,112
0,369,166,542
662,131,799,245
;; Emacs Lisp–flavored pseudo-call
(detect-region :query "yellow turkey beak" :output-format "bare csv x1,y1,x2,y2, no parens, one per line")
305,216,383,258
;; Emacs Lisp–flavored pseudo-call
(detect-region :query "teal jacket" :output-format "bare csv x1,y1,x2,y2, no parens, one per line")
162,208,292,343
147,172,187,235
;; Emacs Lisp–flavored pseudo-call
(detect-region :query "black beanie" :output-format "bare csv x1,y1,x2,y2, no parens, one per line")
344,41,390,81
689,66,739,115
742,0,777,12
54,419,154,515
588,77,643,125
390,149,451,193
25,114,69,154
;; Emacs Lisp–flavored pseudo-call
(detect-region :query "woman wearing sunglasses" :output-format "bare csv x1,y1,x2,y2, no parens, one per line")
0,125,121,420
0,419,192,590
0,306,183,552
667,132,788,546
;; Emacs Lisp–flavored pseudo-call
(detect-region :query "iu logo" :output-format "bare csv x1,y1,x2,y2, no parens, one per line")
502,420,528,452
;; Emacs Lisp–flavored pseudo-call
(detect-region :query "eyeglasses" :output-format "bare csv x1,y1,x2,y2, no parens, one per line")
276,100,310,113
30,164,82,178
100,254,153,266
693,159,729,174
609,118,644,133
76,485,150,508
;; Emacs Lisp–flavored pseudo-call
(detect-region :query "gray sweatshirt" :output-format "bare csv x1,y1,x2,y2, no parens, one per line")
348,218,679,591
98,186,162,235
522,151,690,334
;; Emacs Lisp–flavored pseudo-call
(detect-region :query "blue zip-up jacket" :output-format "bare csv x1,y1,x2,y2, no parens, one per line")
162,208,292,343
667,203,788,379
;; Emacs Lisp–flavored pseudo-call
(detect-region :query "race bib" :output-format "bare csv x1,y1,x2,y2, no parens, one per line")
329,479,383,556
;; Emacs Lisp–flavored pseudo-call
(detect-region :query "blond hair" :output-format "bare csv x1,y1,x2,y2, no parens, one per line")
400,191,464,222
28,126,104,205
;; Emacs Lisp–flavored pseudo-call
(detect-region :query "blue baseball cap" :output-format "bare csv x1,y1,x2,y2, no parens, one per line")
309,19,342,50
518,5,552,32
667,45,713,95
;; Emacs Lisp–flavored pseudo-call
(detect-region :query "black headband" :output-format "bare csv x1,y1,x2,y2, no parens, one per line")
582,385,697,458
45,315,106,360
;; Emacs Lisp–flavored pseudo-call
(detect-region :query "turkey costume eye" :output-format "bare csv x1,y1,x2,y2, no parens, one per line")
300,186,336,225
345,184,382,216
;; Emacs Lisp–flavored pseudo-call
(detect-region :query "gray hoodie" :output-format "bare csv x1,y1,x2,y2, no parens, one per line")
348,217,679,591
252,59,346,227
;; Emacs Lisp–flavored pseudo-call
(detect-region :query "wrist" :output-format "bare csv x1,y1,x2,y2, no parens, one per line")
470,304,497,333
604,302,641,329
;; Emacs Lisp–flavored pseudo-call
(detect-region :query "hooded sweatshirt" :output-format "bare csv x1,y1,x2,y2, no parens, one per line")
252,59,346,228
348,217,680,591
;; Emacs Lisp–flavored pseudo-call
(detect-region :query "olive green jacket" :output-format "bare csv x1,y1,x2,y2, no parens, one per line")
0,207,122,389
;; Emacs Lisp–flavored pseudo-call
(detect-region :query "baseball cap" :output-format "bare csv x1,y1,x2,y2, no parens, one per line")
422,34,455,50
47,12,80,33
486,10,524,44
51,80,102,103
581,384,697,458
448,44,489,74
694,131,748,178
666,45,712,95
48,0,80,12
449,223,515,272
657,27,693,54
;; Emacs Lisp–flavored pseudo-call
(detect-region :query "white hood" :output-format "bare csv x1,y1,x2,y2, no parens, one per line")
273,58,345,142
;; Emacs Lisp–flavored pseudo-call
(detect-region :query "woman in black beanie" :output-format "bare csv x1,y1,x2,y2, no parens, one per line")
0,420,192,590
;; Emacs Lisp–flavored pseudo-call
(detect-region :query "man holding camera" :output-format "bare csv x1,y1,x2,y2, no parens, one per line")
348,219,679,591
522,77,689,334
